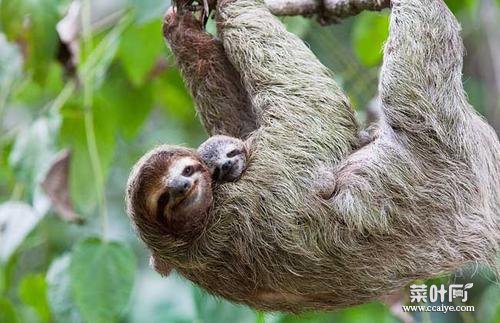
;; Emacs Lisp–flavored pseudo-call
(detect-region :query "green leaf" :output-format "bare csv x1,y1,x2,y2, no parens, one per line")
279,303,397,323
0,201,44,262
0,0,60,83
256,311,266,323
118,20,164,86
155,69,196,123
0,0,27,38
96,65,154,138
193,286,256,323
129,272,196,323
281,16,312,38
444,0,476,13
26,0,60,83
11,63,65,106
477,284,500,323
46,254,83,323
129,0,169,23
70,238,136,323
0,33,23,104
0,264,4,295
80,14,133,91
0,139,16,200
0,297,19,323
9,116,60,192
352,12,389,67
279,312,337,323
333,302,397,323
59,101,116,214
18,274,51,322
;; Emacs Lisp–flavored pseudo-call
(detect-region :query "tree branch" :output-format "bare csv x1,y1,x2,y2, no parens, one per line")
265,0,390,23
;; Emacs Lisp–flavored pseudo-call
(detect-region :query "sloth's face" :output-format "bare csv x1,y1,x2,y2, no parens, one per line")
131,148,213,238
213,141,247,183
158,157,207,217
198,135,247,183
154,156,212,225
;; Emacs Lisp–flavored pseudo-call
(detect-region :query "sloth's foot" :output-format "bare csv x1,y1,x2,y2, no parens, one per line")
327,178,391,234
185,1,208,28
185,0,216,28
164,4,205,38
313,163,337,200
316,154,392,234
164,1,209,32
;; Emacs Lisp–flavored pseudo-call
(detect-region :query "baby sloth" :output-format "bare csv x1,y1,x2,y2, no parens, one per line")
197,135,247,183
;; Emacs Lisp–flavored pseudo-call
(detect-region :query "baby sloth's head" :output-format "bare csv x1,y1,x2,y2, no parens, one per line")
197,135,247,183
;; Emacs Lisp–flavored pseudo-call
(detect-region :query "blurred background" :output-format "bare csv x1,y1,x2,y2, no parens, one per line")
0,0,498,322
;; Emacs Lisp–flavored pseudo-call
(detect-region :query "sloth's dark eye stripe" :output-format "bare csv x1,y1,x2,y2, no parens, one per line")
227,149,242,158
212,167,220,181
156,191,170,222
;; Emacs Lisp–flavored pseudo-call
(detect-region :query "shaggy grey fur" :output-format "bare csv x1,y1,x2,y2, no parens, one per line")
127,0,499,312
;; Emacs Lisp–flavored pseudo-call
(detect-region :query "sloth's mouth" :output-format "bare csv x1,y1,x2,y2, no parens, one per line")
171,180,198,209
219,163,243,182
156,180,199,224
219,165,234,181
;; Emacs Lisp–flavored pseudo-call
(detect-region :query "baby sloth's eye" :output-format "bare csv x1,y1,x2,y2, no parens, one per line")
182,166,194,177
227,149,241,158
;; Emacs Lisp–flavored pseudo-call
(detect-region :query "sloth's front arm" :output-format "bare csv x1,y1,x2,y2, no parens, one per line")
216,0,359,173
163,8,257,138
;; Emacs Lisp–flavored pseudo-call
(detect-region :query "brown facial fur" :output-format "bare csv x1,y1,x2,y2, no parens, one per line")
126,146,213,267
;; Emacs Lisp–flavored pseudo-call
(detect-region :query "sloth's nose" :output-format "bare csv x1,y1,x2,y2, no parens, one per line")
222,160,233,171
169,178,191,197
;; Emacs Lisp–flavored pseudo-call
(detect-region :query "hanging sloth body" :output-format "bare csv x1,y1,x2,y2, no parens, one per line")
127,0,500,312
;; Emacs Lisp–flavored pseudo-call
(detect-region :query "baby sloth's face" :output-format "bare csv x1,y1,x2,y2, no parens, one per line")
197,135,247,183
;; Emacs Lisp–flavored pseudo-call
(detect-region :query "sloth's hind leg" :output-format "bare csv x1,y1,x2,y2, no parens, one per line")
379,0,471,150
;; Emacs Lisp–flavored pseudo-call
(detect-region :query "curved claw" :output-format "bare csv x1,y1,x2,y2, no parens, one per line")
198,0,211,29
180,0,211,29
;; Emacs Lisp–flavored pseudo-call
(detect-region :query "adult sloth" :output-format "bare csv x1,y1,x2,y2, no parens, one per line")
127,0,499,312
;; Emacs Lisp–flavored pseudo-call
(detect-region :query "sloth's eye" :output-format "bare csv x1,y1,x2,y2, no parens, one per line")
182,166,194,177
227,149,241,158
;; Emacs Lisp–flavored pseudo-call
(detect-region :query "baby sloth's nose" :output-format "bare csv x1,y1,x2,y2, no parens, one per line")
169,178,191,197
222,160,233,171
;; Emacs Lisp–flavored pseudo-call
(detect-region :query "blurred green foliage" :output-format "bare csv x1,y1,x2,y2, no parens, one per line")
352,12,389,67
0,0,498,322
